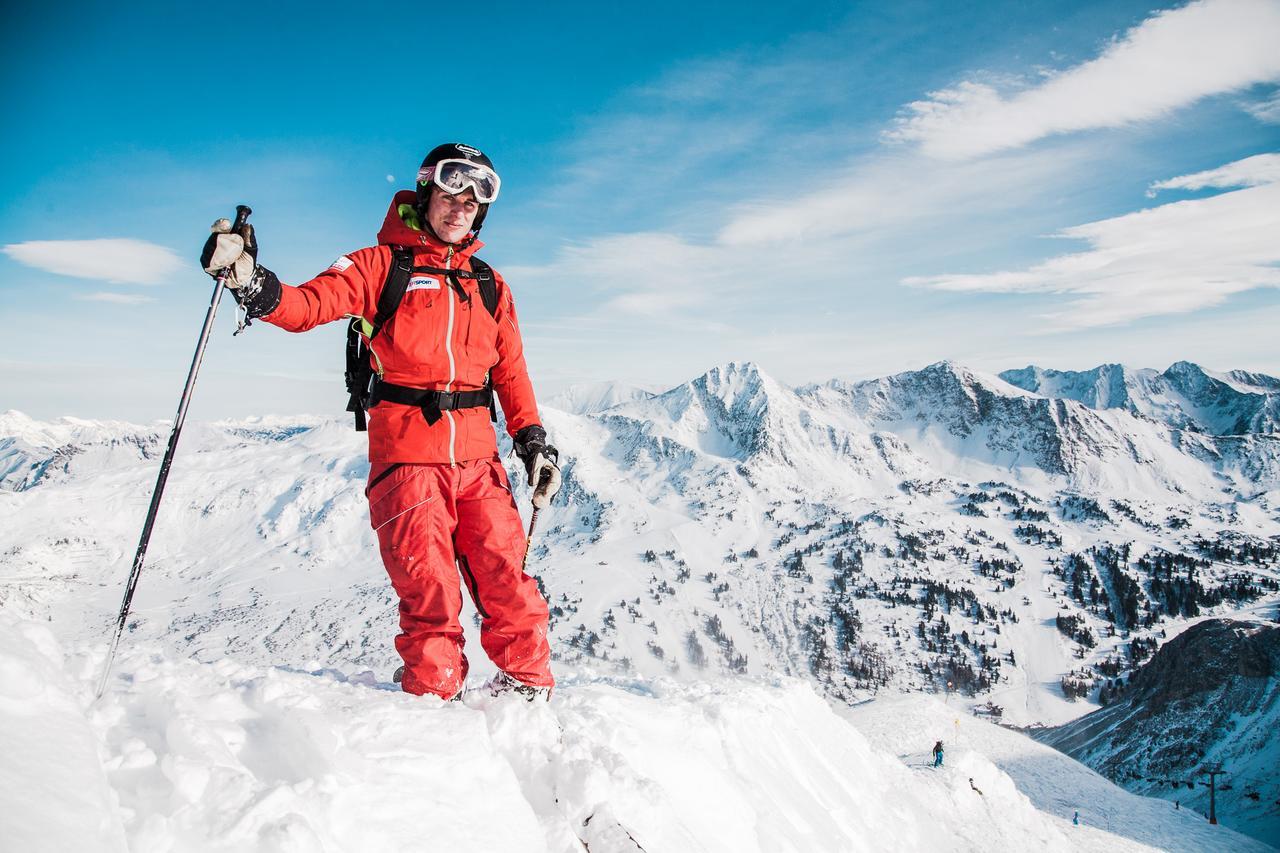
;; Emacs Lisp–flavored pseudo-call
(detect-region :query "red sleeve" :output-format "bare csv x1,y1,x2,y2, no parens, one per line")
261,247,385,332
489,268,541,438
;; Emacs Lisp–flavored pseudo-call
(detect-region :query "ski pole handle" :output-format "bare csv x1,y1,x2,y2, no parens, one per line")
211,205,254,286
224,204,254,334
231,204,252,235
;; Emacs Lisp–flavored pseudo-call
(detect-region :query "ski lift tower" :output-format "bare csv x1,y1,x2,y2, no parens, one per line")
1200,764,1226,825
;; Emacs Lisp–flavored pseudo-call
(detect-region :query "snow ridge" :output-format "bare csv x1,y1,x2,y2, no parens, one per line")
1000,361,1280,435
2,616,1269,852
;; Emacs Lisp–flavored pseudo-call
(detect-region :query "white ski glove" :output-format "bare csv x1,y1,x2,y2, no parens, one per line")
197,218,282,321
530,452,562,510
200,218,256,287
513,425,562,509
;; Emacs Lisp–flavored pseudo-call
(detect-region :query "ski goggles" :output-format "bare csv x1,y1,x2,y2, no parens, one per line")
417,159,501,204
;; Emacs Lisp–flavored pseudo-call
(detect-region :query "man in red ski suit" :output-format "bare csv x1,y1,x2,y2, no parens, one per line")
200,143,560,700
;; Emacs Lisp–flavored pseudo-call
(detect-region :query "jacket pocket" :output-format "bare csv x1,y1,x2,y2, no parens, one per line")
382,293,449,379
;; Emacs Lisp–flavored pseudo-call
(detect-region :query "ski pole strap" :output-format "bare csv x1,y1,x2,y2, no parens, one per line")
369,380,493,426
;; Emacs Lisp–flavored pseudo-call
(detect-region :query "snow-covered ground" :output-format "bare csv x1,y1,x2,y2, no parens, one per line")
3,358,1278,849
4,614,1268,852
845,696,1268,852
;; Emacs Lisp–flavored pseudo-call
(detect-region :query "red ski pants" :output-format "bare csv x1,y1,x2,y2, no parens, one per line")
366,457,553,699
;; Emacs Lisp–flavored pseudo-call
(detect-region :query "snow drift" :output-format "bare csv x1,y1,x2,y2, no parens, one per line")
3,614,1268,852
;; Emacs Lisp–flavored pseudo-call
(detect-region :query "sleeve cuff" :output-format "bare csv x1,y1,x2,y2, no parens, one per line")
236,266,283,319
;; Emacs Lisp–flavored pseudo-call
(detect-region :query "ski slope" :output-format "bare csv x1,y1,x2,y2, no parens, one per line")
845,696,1268,851
3,615,1268,852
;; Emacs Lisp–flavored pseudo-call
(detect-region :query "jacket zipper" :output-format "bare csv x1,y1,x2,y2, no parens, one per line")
444,245,457,466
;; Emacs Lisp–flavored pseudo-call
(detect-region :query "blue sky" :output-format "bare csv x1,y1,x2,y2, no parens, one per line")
2,0,1278,421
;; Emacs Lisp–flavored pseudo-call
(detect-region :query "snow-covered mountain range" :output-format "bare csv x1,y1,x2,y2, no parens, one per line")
540,360,1278,716
3,359,1277,715
1001,361,1280,436
2,358,1278,848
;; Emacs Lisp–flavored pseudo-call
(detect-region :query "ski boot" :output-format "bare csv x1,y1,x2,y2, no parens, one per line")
484,670,551,702
392,665,464,701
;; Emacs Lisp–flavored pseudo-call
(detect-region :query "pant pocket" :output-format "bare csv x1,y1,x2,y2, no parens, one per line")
367,464,433,531
486,456,519,504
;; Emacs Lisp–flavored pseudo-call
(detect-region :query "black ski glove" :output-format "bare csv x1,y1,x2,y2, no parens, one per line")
513,425,562,508
200,219,281,319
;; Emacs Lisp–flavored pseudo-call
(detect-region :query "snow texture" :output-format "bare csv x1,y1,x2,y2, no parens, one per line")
2,613,1269,852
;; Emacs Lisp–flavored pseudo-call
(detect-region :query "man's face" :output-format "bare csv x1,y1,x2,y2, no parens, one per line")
426,187,480,244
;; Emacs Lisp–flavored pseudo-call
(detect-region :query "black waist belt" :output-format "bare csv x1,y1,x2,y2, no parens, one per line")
369,381,493,426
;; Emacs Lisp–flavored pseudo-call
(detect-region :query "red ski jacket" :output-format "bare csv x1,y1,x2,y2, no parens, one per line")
261,191,540,464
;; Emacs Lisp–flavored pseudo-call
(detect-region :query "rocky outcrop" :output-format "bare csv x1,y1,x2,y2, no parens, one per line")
1036,619,1280,845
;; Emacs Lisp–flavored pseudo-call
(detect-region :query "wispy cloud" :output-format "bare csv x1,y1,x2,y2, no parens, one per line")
716,147,1079,246
506,232,742,336
533,42,878,232
3,238,184,285
1146,151,1280,193
904,154,1280,328
888,0,1280,159
508,4,1280,388
76,292,155,305
1243,87,1280,122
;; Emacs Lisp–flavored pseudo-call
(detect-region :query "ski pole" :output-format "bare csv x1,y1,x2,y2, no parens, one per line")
520,468,554,573
95,204,252,700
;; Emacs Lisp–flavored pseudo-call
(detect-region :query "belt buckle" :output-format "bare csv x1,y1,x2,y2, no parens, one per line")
437,390,458,410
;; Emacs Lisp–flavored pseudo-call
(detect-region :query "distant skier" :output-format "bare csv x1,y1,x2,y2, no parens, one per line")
1072,810,1080,826
932,740,944,767
969,778,984,796
200,143,561,701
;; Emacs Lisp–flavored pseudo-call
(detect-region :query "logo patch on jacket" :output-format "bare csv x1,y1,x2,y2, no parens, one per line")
328,255,354,272
407,275,441,292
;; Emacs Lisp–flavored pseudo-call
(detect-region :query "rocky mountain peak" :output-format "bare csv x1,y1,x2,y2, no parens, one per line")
1001,360,1280,436
1128,618,1276,706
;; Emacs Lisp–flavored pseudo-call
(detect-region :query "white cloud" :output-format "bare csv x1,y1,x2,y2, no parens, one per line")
904,155,1280,328
485,7,1280,389
3,238,184,285
716,147,1078,246
76,292,155,305
535,46,870,227
1243,87,1280,122
506,232,730,321
508,141,1097,340
1147,151,1280,193
889,0,1280,159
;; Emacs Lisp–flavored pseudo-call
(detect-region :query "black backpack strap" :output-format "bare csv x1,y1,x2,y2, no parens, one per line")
372,247,415,338
409,258,499,318
345,247,415,431
369,384,493,426
469,257,500,422
344,327,369,431
470,257,499,319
